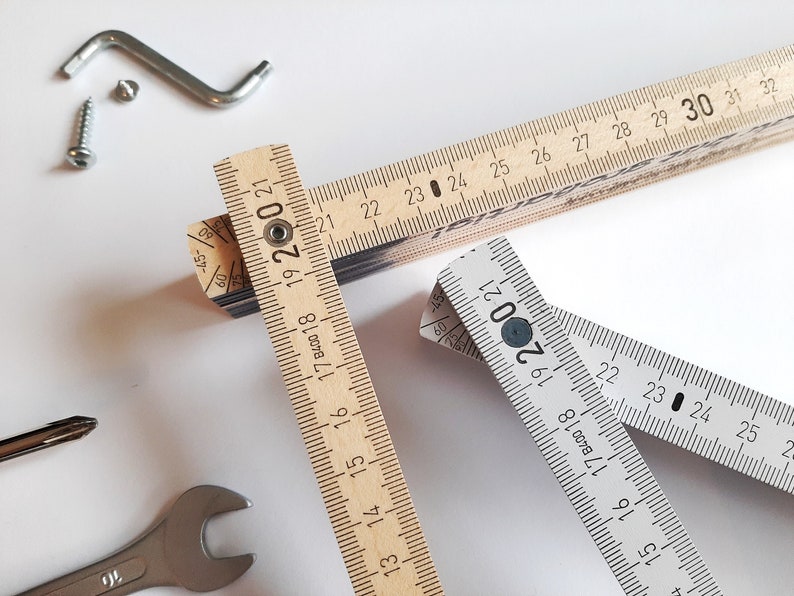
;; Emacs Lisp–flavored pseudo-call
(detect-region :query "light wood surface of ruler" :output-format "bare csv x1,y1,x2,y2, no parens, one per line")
214,145,442,595
189,43,794,316
437,237,720,595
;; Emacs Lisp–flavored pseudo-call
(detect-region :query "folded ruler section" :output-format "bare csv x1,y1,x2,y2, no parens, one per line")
215,145,442,595
436,237,721,595
190,44,794,318
421,286,794,496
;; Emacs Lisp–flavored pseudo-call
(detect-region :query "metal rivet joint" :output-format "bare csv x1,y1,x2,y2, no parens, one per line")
264,219,293,247
501,317,532,348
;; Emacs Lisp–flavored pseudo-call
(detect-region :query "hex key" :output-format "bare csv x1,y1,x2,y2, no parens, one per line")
60,30,272,108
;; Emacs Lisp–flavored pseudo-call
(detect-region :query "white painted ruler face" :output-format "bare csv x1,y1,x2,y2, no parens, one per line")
435,237,720,595
421,286,794,496
215,145,442,595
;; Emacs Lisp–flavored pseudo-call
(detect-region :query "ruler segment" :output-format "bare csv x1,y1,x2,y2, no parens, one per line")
189,43,794,315
215,145,442,595
436,237,720,595
421,287,794,495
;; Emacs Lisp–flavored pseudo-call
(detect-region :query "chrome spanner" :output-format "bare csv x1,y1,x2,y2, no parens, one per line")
17,485,255,595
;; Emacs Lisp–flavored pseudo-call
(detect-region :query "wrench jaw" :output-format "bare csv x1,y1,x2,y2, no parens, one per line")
181,551,257,593
164,485,256,592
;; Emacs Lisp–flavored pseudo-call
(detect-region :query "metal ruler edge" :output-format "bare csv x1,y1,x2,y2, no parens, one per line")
436,236,721,595
421,281,794,496
215,144,442,595
188,43,794,316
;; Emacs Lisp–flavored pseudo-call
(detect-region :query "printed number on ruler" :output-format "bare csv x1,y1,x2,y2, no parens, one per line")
421,291,794,496
436,237,721,596
215,145,442,595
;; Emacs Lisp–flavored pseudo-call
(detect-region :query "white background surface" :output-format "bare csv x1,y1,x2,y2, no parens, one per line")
1,2,793,594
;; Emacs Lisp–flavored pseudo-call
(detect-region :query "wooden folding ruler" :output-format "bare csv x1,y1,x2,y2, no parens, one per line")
214,145,442,595
188,43,794,317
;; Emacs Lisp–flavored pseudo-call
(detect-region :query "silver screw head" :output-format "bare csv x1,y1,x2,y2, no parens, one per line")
115,79,140,102
66,146,97,169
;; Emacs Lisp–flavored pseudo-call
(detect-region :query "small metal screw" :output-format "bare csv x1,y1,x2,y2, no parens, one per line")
65,97,96,169
114,79,139,102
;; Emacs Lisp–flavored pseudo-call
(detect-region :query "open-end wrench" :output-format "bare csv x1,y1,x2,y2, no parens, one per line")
17,485,255,595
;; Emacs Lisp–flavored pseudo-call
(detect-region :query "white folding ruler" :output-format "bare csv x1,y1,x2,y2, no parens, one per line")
431,237,721,595
421,264,794,497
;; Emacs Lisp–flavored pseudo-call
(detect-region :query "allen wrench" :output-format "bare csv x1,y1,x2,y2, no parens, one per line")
59,30,272,108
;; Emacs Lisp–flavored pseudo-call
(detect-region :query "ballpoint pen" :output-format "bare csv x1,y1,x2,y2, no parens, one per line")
0,416,97,464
